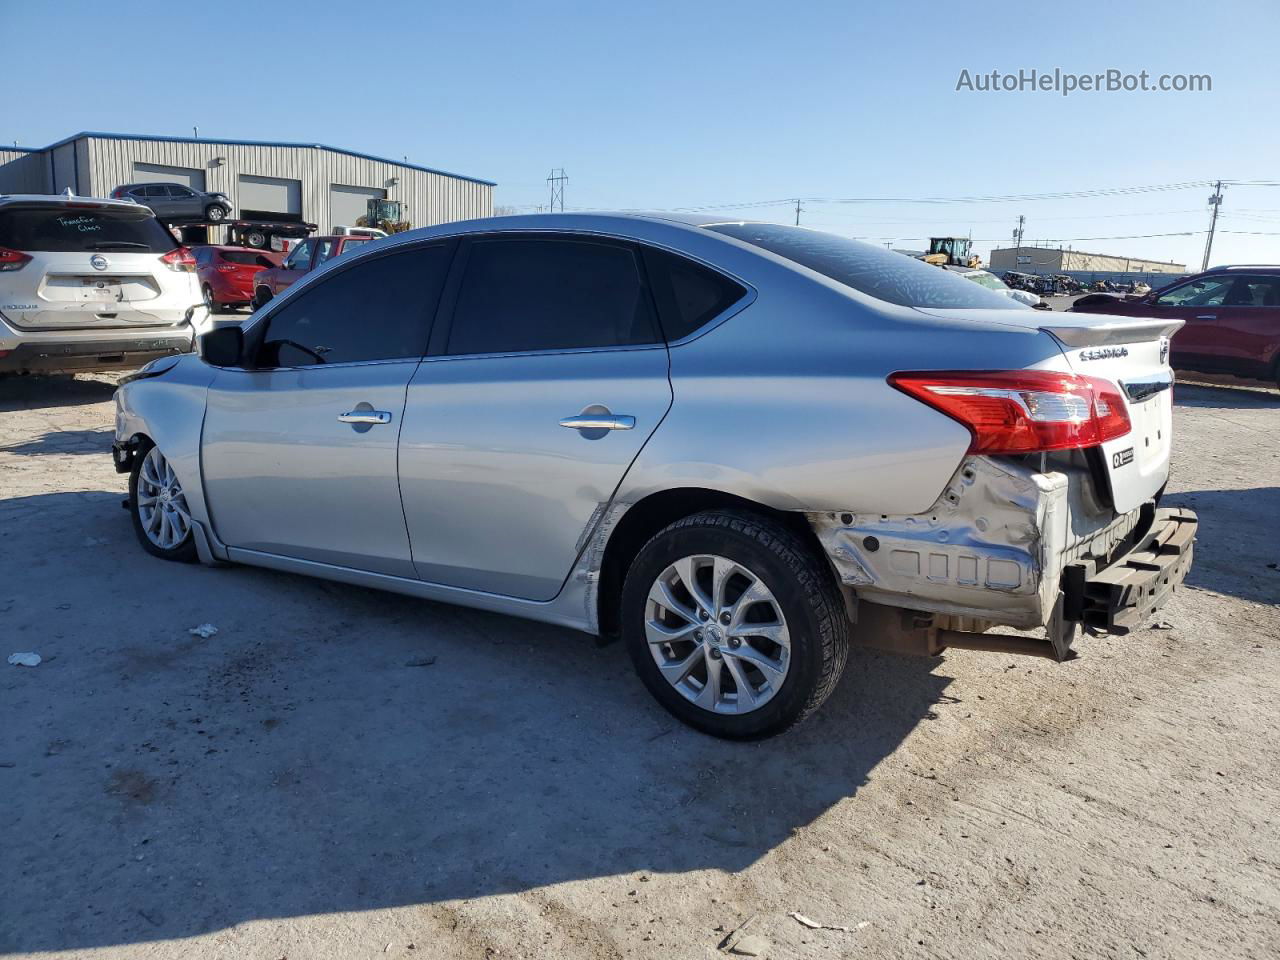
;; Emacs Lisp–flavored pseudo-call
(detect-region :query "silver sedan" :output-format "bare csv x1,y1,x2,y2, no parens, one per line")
113,213,1195,738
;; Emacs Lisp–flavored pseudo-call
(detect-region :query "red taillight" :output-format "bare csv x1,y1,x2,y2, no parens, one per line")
889,370,1131,455
0,246,32,272
161,246,196,272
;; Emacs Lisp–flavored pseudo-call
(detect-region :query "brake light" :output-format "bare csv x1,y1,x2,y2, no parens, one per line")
889,370,1131,455
0,246,32,271
161,246,196,272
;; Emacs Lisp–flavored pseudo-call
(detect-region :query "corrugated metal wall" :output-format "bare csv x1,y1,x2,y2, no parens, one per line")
83,137,492,231
0,149,50,193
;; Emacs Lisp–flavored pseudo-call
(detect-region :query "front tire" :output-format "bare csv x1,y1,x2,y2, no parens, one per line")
206,204,227,222
621,510,849,739
129,442,197,562
251,286,272,310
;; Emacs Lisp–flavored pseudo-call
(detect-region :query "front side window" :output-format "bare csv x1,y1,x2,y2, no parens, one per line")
1155,276,1232,307
705,222,1021,310
445,237,659,355
283,240,314,270
255,244,453,368
314,239,336,264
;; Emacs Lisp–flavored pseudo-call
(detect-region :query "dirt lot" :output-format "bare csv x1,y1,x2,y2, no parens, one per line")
1,372,1278,960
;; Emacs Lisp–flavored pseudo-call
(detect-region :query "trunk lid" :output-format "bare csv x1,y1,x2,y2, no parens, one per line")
916,308,1181,513
1042,316,1179,514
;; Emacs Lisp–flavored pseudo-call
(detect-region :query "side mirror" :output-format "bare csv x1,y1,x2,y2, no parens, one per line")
198,326,244,367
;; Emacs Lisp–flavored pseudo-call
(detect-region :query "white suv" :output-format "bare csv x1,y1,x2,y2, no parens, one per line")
0,195,204,374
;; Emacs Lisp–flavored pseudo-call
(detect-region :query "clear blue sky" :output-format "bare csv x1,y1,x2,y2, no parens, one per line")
5,0,1278,268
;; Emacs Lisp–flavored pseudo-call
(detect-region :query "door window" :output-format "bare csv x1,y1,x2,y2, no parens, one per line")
445,237,659,355
255,243,452,368
314,239,337,264
283,239,314,270
1221,276,1280,307
1155,276,1232,307
641,246,747,341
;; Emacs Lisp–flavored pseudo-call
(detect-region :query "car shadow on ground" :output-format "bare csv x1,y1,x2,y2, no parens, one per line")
0,427,114,456
0,374,119,413
1164,485,1280,607
1173,378,1279,409
0,490,953,953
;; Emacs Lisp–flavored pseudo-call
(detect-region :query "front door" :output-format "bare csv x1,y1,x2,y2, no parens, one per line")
1149,274,1234,368
201,240,456,576
398,234,673,601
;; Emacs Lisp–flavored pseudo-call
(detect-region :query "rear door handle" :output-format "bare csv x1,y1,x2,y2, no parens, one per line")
338,410,392,425
1195,314,1217,320
559,415,635,431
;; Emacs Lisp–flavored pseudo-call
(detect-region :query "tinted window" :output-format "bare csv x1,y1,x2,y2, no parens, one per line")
219,249,269,266
446,238,659,355
141,185,165,197
642,246,747,341
256,244,452,367
0,206,177,253
705,222,1021,310
283,239,314,269
1224,276,1280,307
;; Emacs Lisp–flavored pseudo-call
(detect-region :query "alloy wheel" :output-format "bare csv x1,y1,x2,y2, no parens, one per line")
136,446,192,550
645,554,790,714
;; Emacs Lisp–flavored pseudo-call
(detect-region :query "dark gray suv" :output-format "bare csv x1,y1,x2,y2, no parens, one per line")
110,182,231,223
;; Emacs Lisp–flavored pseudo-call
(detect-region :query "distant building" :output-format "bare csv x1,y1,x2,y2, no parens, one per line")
0,131,493,233
988,246,1185,276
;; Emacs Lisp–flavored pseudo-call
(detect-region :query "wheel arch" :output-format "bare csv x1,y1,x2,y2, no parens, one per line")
595,486,828,640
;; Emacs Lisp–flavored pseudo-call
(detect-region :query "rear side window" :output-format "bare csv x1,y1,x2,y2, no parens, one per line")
0,206,177,253
445,237,659,355
218,249,267,266
641,246,747,341
256,243,453,368
705,222,1021,310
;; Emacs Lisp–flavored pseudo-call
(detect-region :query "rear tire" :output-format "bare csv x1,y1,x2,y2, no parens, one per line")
621,510,849,740
244,229,268,249
129,441,198,563
201,283,224,315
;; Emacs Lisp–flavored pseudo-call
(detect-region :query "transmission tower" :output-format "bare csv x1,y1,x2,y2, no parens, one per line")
547,168,568,213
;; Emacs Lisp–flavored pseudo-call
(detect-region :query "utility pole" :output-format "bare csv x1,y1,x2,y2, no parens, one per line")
1201,181,1224,271
1013,214,1025,269
794,199,803,226
547,168,568,213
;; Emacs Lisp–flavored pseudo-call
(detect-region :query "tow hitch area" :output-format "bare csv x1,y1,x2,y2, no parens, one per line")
1062,507,1198,633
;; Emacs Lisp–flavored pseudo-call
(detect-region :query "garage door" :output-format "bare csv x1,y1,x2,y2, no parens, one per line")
329,184,386,229
238,174,302,221
133,162,206,192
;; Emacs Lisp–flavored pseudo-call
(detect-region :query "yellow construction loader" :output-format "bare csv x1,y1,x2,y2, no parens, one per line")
919,237,982,269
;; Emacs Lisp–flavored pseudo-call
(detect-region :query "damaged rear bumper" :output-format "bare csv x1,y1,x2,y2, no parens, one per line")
809,456,1197,660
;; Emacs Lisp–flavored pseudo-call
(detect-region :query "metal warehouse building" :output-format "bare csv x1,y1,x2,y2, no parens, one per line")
988,245,1185,276
0,131,494,232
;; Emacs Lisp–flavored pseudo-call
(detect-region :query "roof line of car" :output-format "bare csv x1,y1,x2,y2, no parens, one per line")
5,131,498,188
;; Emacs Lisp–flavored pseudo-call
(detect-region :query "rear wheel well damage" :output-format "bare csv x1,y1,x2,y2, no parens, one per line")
594,488,828,641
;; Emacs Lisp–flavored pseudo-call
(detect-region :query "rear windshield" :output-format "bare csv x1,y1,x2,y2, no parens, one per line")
705,222,1020,310
0,206,177,254
219,249,269,265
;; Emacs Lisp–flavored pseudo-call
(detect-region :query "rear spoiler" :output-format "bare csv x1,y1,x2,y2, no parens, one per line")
1040,318,1184,347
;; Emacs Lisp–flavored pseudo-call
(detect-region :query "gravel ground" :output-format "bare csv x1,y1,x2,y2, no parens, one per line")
1,371,1278,960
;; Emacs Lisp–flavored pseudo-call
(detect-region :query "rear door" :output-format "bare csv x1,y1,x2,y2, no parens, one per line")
0,201,196,330
201,240,454,576
1211,274,1280,373
398,233,673,600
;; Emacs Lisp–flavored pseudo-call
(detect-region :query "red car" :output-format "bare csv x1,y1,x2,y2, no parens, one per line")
1072,265,1280,388
250,235,372,308
193,245,282,313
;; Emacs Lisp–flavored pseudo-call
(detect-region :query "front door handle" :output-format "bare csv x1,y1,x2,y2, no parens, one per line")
338,410,392,425
559,414,635,431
